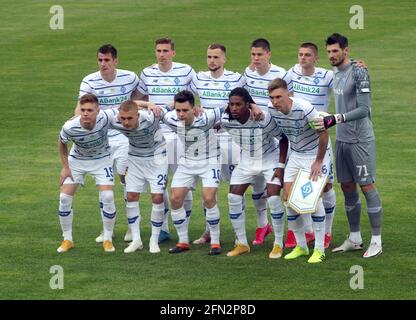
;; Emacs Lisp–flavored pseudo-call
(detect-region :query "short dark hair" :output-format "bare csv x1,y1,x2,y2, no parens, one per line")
79,93,99,105
268,78,288,92
300,42,318,55
326,33,349,49
174,90,195,107
251,38,271,51
97,44,117,59
208,43,226,54
119,100,137,112
155,37,175,50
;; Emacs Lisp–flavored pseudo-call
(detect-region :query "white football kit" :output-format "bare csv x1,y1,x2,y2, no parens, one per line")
268,97,332,182
282,64,335,182
243,64,286,109
138,62,196,169
161,106,224,188
191,69,245,181
221,110,283,185
79,69,140,175
60,110,114,186
108,109,168,194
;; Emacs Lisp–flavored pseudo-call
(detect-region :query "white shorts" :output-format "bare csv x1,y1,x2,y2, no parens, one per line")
217,132,241,181
108,133,128,176
125,155,168,194
64,156,114,186
284,149,332,183
230,160,282,186
171,162,221,189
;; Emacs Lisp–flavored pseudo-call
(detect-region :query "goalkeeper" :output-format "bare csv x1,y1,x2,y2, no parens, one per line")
311,33,383,258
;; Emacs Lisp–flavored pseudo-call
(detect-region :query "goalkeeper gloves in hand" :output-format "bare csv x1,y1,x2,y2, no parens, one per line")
310,113,344,130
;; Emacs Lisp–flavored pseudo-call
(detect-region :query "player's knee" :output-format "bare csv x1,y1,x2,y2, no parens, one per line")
151,193,163,204
202,194,216,208
100,190,114,204
170,193,183,209
323,183,333,192
360,183,375,193
59,193,73,207
127,192,139,202
341,182,356,193
228,193,243,206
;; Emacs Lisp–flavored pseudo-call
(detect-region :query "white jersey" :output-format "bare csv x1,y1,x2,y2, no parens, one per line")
78,68,140,137
282,64,333,112
138,62,195,106
268,97,320,155
243,64,286,109
108,110,166,159
191,69,245,109
221,110,282,163
60,110,114,160
161,107,224,163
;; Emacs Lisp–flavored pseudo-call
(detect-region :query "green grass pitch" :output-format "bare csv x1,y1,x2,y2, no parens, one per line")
0,0,415,300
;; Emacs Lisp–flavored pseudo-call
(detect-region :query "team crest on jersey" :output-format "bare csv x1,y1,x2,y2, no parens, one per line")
204,83,209,86
153,79,158,83
250,81,255,84
99,91,104,94
174,77,180,85
120,86,126,93
297,76,302,80
295,120,301,128
313,77,320,85
224,82,230,90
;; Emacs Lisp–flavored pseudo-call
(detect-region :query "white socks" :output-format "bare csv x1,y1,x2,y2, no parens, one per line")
228,193,248,246
59,193,73,241
126,201,141,243
267,196,284,247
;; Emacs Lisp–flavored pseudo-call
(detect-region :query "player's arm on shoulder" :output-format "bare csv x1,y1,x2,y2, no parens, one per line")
249,103,264,121
131,89,148,101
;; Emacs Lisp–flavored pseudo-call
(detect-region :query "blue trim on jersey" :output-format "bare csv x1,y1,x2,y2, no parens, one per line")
69,153,111,160
82,78,137,90
291,69,328,79
141,69,193,78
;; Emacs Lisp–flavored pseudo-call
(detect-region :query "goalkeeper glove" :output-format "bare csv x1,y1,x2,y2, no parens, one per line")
323,113,344,129
310,112,344,130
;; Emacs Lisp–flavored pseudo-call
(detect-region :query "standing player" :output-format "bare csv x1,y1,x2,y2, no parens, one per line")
221,88,288,258
160,90,224,255
282,42,335,249
312,33,383,258
243,38,287,246
109,100,168,254
137,38,196,243
191,43,268,245
76,44,140,244
57,94,117,253
268,79,330,263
